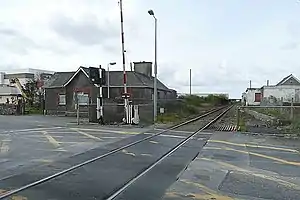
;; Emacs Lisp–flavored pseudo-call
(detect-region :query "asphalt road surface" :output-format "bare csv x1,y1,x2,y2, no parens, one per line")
0,115,148,184
1,115,300,200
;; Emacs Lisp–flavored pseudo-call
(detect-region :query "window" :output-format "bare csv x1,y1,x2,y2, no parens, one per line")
58,94,66,105
254,93,261,102
77,92,89,105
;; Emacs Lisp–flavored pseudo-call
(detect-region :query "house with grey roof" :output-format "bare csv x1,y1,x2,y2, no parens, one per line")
44,62,176,122
242,74,300,105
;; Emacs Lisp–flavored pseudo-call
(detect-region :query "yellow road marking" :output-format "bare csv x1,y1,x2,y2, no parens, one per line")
0,190,27,200
149,140,158,144
205,146,300,166
200,157,300,190
180,179,235,200
11,195,28,200
71,129,102,141
42,131,60,148
209,140,299,153
121,150,135,157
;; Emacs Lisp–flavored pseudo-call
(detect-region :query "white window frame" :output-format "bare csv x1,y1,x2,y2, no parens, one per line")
77,92,89,105
58,94,66,105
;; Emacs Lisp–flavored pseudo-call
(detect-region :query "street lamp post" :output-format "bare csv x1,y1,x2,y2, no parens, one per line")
148,9,158,122
107,62,116,99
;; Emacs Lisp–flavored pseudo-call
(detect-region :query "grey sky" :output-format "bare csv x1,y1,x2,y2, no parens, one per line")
0,0,300,98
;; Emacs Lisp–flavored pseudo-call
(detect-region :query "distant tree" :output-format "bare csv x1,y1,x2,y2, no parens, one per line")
23,79,38,106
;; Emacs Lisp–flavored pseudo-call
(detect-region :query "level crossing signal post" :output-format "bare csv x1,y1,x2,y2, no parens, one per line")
89,66,106,124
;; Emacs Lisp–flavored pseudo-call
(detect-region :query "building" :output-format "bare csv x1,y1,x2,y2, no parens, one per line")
0,68,54,87
242,88,261,106
0,85,22,104
44,62,177,122
242,74,300,106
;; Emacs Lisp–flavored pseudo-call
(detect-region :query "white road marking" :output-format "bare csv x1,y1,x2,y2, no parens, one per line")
72,128,138,135
71,129,102,141
42,131,60,148
8,127,63,133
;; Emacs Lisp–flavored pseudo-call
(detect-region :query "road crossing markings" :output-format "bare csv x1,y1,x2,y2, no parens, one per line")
72,128,138,135
179,179,234,200
42,131,60,148
204,146,300,166
8,127,63,133
209,140,299,153
200,157,300,190
0,139,11,153
121,150,136,157
70,128,102,141
141,153,152,157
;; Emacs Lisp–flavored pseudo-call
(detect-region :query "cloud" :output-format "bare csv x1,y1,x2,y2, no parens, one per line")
50,14,119,47
280,42,299,50
0,26,38,54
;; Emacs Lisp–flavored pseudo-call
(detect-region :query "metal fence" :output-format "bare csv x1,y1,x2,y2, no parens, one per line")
237,105,300,134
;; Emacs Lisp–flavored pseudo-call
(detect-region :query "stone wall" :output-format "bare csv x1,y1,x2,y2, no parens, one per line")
0,104,17,115
244,109,276,125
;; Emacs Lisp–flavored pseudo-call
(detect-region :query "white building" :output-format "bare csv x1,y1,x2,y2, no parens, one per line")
242,88,261,106
242,74,300,106
0,85,21,104
0,68,54,87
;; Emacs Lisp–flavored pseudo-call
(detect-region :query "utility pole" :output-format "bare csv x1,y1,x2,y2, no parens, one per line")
148,9,158,122
119,0,129,123
249,80,252,89
189,69,192,95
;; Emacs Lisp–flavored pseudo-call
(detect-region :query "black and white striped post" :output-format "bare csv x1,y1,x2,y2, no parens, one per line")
97,65,104,124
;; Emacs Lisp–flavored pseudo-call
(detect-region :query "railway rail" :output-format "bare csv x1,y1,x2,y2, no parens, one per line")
0,105,233,200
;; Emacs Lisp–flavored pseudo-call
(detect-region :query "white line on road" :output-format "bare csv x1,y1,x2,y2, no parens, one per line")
71,129,102,141
42,131,60,148
8,127,63,133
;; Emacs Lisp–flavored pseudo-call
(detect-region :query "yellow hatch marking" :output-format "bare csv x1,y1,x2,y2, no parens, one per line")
42,131,60,148
11,195,28,200
209,140,299,153
71,129,102,141
199,157,300,190
179,179,235,200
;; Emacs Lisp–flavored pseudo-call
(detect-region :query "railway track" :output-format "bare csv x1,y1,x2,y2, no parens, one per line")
0,105,233,200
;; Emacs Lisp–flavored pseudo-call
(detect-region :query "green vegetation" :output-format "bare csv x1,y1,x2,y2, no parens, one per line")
156,94,229,123
238,115,247,132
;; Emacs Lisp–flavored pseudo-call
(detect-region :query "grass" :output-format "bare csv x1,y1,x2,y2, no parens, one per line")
156,94,229,123
238,116,247,132
26,106,43,115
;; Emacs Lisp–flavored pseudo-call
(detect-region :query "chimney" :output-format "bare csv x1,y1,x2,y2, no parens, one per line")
133,61,152,77
267,80,269,86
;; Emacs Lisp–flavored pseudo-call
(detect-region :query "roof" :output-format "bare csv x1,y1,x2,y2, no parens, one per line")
0,85,21,96
276,74,300,86
245,88,260,92
4,73,34,79
44,72,75,88
45,66,171,91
